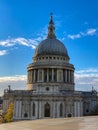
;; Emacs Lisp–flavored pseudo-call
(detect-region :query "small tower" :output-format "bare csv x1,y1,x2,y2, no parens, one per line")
47,13,56,39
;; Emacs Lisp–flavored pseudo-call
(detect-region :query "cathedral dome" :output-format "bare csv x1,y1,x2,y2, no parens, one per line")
34,14,69,58
34,38,69,57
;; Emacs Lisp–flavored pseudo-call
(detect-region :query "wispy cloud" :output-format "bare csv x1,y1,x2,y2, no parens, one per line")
0,75,27,96
75,68,98,74
0,50,8,56
68,34,81,40
0,75,27,82
68,28,97,40
75,68,98,91
0,37,42,49
86,28,96,35
0,36,45,57
0,24,48,57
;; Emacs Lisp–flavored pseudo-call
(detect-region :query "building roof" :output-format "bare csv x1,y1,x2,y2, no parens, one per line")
34,14,69,58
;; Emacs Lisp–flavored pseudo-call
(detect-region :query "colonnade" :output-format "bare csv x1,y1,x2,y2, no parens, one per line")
28,68,74,84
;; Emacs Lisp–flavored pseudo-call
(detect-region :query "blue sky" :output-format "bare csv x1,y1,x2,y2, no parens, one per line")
0,0,98,95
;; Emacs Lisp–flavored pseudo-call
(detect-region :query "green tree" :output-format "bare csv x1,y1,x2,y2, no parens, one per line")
4,102,14,122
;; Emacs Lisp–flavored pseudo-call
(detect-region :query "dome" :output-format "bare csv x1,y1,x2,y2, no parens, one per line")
34,14,69,58
34,38,69,57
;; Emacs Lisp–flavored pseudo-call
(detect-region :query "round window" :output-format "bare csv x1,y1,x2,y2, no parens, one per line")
46,87,49,91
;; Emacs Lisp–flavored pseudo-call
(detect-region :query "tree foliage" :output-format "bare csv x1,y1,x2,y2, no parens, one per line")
4,102,14,122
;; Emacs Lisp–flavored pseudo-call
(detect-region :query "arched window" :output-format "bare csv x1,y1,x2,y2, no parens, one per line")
24,112,28,117
60,103,63,117
32,103,35,116
44,103,50,117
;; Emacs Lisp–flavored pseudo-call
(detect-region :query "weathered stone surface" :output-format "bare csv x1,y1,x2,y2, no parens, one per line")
0,116,98,130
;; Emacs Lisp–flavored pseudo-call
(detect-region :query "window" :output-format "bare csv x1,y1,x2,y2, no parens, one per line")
49,69,52,82
63,69,65,82
44,69,47,82
32,103,35,116
54,69,57,81
60,103,63,117
44,103,50,117
46,87,49,91
24,113,28,117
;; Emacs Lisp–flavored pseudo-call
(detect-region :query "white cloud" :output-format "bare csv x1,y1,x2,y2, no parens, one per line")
0,37,42,49
68,34,81,40
68,28,97,40
75,68,98,91
86,28,96,35
75,68,98,74
0,75,27,96
0,19,50,50
0,75,27,82
0,50,8,56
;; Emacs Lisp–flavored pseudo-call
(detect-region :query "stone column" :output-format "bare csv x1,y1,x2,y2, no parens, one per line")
19,101,22,119
72,71,74,83
29,71,31,83
65,69,67,83
39,101,42,118
35,101,38,119
61,70,63,82
34,70,36,82
52,68,54,82
57,69,59,82
42,69,44,82
38,69,39,82
52,101,55,118
31,71,32,83
56,101,60,117
47,69,49,82
27,71,29,83
31,70,33,83
71,70,73,83
80,101,83,116
70,71,72,83
78,102,80,117
68,70,70,83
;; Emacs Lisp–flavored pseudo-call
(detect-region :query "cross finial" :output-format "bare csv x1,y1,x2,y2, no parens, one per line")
50,12,53,19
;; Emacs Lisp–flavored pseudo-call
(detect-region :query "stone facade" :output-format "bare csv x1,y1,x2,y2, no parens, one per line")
3,14,98,120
